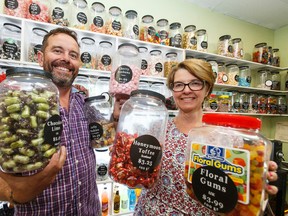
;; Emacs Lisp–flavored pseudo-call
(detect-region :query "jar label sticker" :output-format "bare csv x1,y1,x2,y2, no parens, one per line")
52,7,64,19
5,0,18,10
93,16,104,27
233,102,240,109
89,122,103,140
252,102,258,110
265,79,272,87
186,143,251,213
190,36,197,45
101,54,112,66
44,115,63,147
228,45,233,53
155,62,163,73
29,3,41,15
115,65,133,84
148,26,156,36
159,30,168,40
97,163,108,176
77,12,87,24
81,52,92,64
246,76,251,83
141,59,148,70
130,135,162,172
210,101,218,110
242,102,249,110
222,74,228,83
271,81,280,90
3,40,18,55
201,41,208,49
112,20,121,31
234,74,239,82
133,25,139,36
33,44,42,55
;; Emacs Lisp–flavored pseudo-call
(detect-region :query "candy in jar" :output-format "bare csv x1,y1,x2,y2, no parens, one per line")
28,27,48,63
70,0,89,30
149,50,164,77
184,113,272,216
96,41,113,71
106,6,123,36
89,2,107,33
50,0,70,26
3,0,28,18
108,90,168,188
109,43,141,96
123,10,139,40
26,0,51,23
80,37,97,69
139,15,156,43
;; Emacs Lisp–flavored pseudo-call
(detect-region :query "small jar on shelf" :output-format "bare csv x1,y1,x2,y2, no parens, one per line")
28,27,48,63
207,60,218,83
225,64,239,86
3,0,28,18
216,62,226,84
182,25,197,50
232,38,244,59
253,42,269,64
256,69,272,89
123,10,139,40
238,66,251,87
257,94,268,114
248,93,258,114
70,0,89,30
89,2,107,33
230,91,240,113
138,80,150,90
96,41,113,71
27,0,51,23
149,49,164,77
80,37,97,69
139,15,156,43
169,22,183,48
195,29,208,52
239,92,249,113
217,34,233,57
217,93,231,112
73,74,91,97
203,93,218,112
277,95,287,114
95,148,110,181
285,71,288,91
94,76,110,96
50,0,70,26
267,95,278,114
164,52,178,78
270,70,281,90
138,46,149,76
272,48,280,67
106,6,123,36
156,19,169,45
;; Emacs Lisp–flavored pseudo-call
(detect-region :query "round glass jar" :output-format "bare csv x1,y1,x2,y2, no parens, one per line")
0,67,62,173
3,0,28,18
149,50,164,77
73,74,91,97
195,29,208,52
150,81,166,97
272,48,280,67
267,95,277,114
257,94,268,114
0,23,22,61
232,38,244,59
109,43,141,96
108,89,168,189
28,27,48,63
140,15,156,43
217,35,233,57
94,76,110,96
217,62,226,84
156,19,169,45
225,64,239,86
95,148,110,181
256,69,272,89
80,37,97,69
169,22,183,48
27,0,51,23
248,93,258,114
182,25,197,50
50,0,70,26
207,60,218,83
138,80,150,90
203,93,218,112
277,95,287,114
230,91,240,113
164,52,178,78
185,114,272,216
123,10,139,40
96,41,113,71
84,95,115,149
239,92,249,113
89,2,107,33
217,94,231,112
253,42,268,64
238,66,251,87
70,0,89,30
270,70,281,90
106,6,123,36
138,46,149,75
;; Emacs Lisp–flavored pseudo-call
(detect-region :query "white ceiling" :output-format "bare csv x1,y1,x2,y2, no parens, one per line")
186,0,288,30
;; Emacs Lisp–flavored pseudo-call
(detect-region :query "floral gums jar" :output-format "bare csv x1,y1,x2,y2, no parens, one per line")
184,114,271,216
0,67,63,173
108,90,168,189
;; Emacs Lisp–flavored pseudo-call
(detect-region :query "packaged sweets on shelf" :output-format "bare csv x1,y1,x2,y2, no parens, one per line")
185,114,272,216
108,90,168,188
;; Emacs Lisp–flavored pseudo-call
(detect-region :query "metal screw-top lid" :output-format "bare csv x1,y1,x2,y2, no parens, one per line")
6,67,52,80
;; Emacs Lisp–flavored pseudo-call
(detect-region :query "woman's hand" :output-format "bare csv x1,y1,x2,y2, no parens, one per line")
265,160,278,195
0,146,67,204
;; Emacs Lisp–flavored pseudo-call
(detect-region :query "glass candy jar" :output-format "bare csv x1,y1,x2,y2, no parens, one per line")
106,6,123,36
3,0,28,18
149,50,164,77
50,0,70,26
108,90,168,189
89,2,107,33
28,27,48,63
139,15,156,43
70,0,89,30
156,19,169,45
27,0,51,23
96,41,113,71
169,22,183,48
0,67,62,173
253,42,268,64
217,35,233,57
80,37,97,69
84,95,115,149
123,10,139,40
182,25,197,50
185,113,272,216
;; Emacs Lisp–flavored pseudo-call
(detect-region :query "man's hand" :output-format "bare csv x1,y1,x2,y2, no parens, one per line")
0,146,67,204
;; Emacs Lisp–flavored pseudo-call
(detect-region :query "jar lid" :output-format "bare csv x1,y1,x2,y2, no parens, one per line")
272,48,279,52
169,22,181,30
185,54,194,59
73,0,87,8
95,148,108,152
219,35,231,41
151,81,164,85
226,64,238,67
91,2,105,12
3,23,21,33
84,95,106,102
166,52,177,58
81,37,95,44
130,89,166,103
195,29,206,35
232,38,241,44
99,40,112,47
203,113,261,130
217,62,225,66
184,25,196,32
118,43,139,52
32,27,48,37
138,46,148,53
257,69,270,73
109,6,122,15
156,19,169,27
125,10,137,19
6,67,52,80
254,42,267,48
76,74,89,78
271,70,280,74
142,15,154,23
239,66,249,70
150,49,162,55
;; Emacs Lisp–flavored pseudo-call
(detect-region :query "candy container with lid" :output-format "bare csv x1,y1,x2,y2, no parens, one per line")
272,48,280,67
238,66,251,87
84,94,115,149
196,29,208,52
139,15,156,43
123,10,139,40
4,0,28,18
96,41,113,71
164,52,178,78
138,46,149,75
27,0,51,23
149,50,164,77
0,67,62,173
73,74,91,97
70,0,89,30
50,0,70,26
89,2,107,33
169,22,183,48
232,38,244,59
184,113,272,216
253,42,268,64
182,25,197,50
217,35,233,57
106,6,123,36
108,90,168,188
109,43,141,96
156,19,169,45
80,37,97,69
28,27,48,63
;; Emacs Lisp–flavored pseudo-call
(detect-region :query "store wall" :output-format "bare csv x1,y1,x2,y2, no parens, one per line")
275,25,288,67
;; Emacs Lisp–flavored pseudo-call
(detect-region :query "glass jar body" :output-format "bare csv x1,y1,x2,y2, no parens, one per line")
50,0,70,26
149,50,164,77
96,41,113,71
80,37,97,69
89,2,107,33
28,27,48,63
238,66,251,87
27,0,51,23
139,15,156,43
123,10,139,40
70,0,89,30
164,52,178,78
226,64,239,86
4,0,28,18
217,35,233,57
253,43,268,64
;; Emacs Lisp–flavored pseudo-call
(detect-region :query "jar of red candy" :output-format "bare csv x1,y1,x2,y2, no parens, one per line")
108,89,168,188
253,42,268,64
4,0,28,18
27,0,51,23
185,113,272,216
109,43,141,96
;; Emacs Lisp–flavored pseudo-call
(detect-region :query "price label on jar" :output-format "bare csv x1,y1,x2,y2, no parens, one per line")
186,143,250,213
